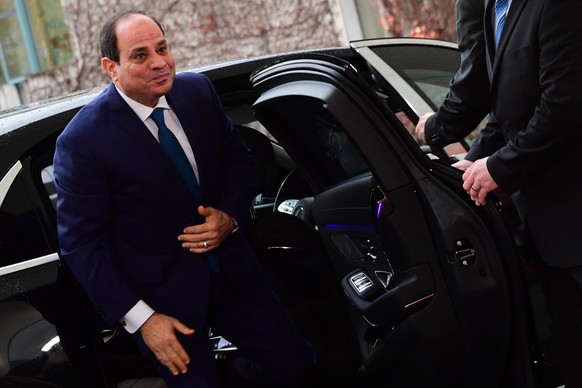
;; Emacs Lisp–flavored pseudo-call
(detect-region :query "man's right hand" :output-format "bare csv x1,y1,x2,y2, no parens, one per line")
139,312,195,376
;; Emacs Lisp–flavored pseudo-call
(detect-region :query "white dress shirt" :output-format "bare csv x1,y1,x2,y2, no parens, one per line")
115,88,199,333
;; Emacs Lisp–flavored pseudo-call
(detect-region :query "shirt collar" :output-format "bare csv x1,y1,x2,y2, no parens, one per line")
114,85,171,122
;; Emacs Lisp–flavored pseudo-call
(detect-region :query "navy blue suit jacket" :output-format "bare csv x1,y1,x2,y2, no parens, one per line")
54,72,271,328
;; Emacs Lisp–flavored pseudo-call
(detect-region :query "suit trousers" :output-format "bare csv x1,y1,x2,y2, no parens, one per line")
541,263,582,387
525,223,582,387
134,271,316,387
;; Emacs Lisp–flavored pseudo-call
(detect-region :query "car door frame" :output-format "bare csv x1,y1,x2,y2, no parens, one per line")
250,52,534,387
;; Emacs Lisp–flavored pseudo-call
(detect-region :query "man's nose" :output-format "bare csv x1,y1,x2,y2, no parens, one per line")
149,54,167,68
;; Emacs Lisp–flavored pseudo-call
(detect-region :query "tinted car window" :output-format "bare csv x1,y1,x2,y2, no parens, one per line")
371,45,459,110
0,171,53,267
370,44,488,154
42,165,57,210
402,68,452,109
261,97,369,189
310,112,368,182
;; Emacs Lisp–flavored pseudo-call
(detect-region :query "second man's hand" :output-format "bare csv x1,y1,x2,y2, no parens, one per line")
461,157,499,206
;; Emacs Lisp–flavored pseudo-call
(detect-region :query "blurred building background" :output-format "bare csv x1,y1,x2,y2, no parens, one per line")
0,0,455,110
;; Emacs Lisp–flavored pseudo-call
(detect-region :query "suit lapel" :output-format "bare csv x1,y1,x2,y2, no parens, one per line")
484,0,496,79
107,84,197,202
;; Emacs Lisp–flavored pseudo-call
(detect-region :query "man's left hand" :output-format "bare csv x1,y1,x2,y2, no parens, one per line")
178,206,234,252
462,157,499,206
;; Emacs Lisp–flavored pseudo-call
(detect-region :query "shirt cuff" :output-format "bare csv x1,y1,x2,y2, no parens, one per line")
120,300,155,334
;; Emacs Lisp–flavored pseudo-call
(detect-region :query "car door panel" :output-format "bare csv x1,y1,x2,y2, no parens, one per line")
0,158,94,386
1,145,162,386
312,175,435,328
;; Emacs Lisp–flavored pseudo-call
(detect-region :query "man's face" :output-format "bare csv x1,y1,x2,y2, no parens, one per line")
102,14,176,107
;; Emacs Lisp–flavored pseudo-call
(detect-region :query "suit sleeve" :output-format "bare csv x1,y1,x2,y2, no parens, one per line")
54,117,141,326
425,0,491,147
465,114,506,161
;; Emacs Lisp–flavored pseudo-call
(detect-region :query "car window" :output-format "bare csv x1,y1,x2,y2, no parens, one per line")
402,68,452,109
370,44,488,156
258,97,370,189
0,168,54,267
370,45,459,110
310,114,369,183
42,165,57,209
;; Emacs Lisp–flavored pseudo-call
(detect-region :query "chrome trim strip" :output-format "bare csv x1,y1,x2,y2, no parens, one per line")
350,38,457,50
405,293,435,309
0,161,23,208
266,246,299,251
0,253,60,276
352,46,434,117
349,272,374,293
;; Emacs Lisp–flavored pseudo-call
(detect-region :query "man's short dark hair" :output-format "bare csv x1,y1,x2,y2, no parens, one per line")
99,10,165,64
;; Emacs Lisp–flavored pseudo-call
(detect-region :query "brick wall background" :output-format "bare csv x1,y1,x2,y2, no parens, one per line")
22,0,346,104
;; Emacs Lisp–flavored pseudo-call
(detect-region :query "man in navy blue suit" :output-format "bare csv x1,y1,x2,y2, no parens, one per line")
54,10,314,387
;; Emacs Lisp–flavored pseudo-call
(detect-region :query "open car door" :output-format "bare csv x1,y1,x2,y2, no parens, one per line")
250,54,534,387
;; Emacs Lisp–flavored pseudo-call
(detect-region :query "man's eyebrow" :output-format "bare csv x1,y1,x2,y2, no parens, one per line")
129,46,148,56
128,40,168,56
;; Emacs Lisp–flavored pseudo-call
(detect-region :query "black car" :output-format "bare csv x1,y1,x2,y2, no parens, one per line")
0,38,559,387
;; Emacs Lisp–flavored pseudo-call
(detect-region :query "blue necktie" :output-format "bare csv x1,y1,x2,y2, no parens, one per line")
150,107,219,273
150,107,201,203
495,0,509,47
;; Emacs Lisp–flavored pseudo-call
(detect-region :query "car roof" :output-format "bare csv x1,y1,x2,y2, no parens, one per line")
0,47,354,135
0,37,456,140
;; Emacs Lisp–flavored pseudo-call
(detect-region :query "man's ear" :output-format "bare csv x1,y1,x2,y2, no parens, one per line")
101,57,117,81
